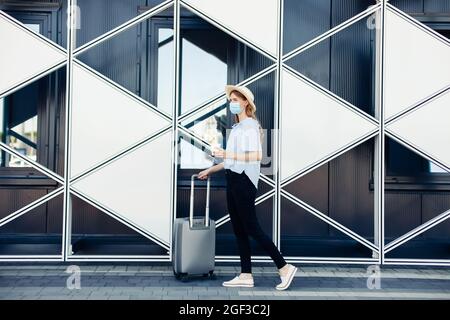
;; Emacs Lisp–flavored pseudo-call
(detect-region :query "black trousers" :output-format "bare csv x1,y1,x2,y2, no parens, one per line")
225,169,287,273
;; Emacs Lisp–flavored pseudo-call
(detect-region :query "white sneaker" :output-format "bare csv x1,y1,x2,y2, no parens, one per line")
276,264,298,291
222,275,254,288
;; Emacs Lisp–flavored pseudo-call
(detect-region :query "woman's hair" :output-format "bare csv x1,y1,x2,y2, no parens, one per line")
230,90,264,143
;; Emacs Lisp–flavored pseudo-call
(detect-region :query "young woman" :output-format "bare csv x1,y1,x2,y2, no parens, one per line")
198,85,297,290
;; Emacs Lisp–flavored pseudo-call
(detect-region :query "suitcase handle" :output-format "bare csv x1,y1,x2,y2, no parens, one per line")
189,174,210,228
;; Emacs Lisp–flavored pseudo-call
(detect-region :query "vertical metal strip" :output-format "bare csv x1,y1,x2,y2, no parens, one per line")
273,0,284,250
169,0,180,261
379,0,386,265
62,0,75,261
373,6,381,262
374,0,386,265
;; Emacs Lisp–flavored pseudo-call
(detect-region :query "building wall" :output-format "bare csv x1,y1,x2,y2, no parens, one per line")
0,0,449,262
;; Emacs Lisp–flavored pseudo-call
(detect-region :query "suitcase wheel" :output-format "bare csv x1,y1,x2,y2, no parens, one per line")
174,270,214,281
174,271,188,281
204,270,215,279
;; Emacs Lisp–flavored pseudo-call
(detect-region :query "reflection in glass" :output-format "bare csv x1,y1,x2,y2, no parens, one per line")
0,91,38,168
180,28,228,114
180,100,227,169
429,162,447,173
8,116,38,166
24,23,40,34
157,28,174,115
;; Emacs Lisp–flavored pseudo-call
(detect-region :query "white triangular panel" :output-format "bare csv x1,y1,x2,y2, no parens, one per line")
0,14,66,94
280,69,377,181
72,131,173,244
184,0,278,57
386,90,450,169
71,62,171,178
384,8,450,120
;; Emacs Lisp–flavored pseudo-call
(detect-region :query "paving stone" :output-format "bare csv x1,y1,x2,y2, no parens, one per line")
0,264,448,300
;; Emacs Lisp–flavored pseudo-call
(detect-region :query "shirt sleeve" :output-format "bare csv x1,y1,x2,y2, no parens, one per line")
241,126,262,152
213,156,224,165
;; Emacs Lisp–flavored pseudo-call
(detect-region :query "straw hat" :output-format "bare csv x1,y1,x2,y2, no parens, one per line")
225,85,256,112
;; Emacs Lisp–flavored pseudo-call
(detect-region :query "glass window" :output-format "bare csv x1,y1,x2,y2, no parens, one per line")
0,23,40,169
179,27,228,115
0,84,39,169
24,23,40,34
8,115,38,166
428,162,447,173
157,28,175,115
180,100,227,169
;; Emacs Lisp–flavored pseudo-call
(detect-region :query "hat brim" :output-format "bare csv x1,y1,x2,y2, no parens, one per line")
225,85,256,111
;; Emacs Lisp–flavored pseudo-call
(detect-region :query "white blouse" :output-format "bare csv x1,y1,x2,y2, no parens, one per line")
222,117,262,190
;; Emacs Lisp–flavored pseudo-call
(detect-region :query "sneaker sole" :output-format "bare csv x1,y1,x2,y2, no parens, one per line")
276,267,297,291
222,283,254,288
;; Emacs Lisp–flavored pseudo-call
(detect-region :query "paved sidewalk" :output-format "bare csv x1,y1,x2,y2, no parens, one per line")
0,263,449,300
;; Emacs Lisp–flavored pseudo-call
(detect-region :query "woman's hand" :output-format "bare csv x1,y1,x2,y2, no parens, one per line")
198,168,211,180
199,162,224,178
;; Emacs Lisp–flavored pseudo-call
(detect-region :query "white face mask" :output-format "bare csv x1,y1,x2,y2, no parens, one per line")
229,101,242,114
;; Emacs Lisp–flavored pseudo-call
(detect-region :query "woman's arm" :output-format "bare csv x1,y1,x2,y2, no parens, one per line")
208,162,225,174
212,148,262,162
198,162,224,180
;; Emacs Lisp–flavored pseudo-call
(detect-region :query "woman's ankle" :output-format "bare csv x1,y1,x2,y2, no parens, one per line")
278,264,290,276
239,273,253,279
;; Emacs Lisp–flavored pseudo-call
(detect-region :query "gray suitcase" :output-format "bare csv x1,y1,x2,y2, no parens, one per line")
172,174,215,280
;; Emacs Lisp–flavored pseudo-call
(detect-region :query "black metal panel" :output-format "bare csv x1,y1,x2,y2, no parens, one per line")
280,198,373,258
385,193,422,240
281,196,329,237
389,0,424,13
76,21,141,96
46,189,64,234
386,138,425,176
245,71,275,176
283,165,329,236
282,0,331,97
330,3,374,115
385,238,449,259
60,0,67,48
424,0,450,13
283,0,331,54
0,188,48,233
71,194,138,235
55,67,66,178
286,39,331,90
238,38,275,134
421,193,450,239
331,0,375,28
329,140,375,238
69,194,167,255
75,0,147,47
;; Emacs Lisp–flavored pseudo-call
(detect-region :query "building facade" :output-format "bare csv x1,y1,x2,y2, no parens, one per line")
0,0,449,265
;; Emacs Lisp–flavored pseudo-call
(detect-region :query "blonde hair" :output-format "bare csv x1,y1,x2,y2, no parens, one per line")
230,90,264,143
